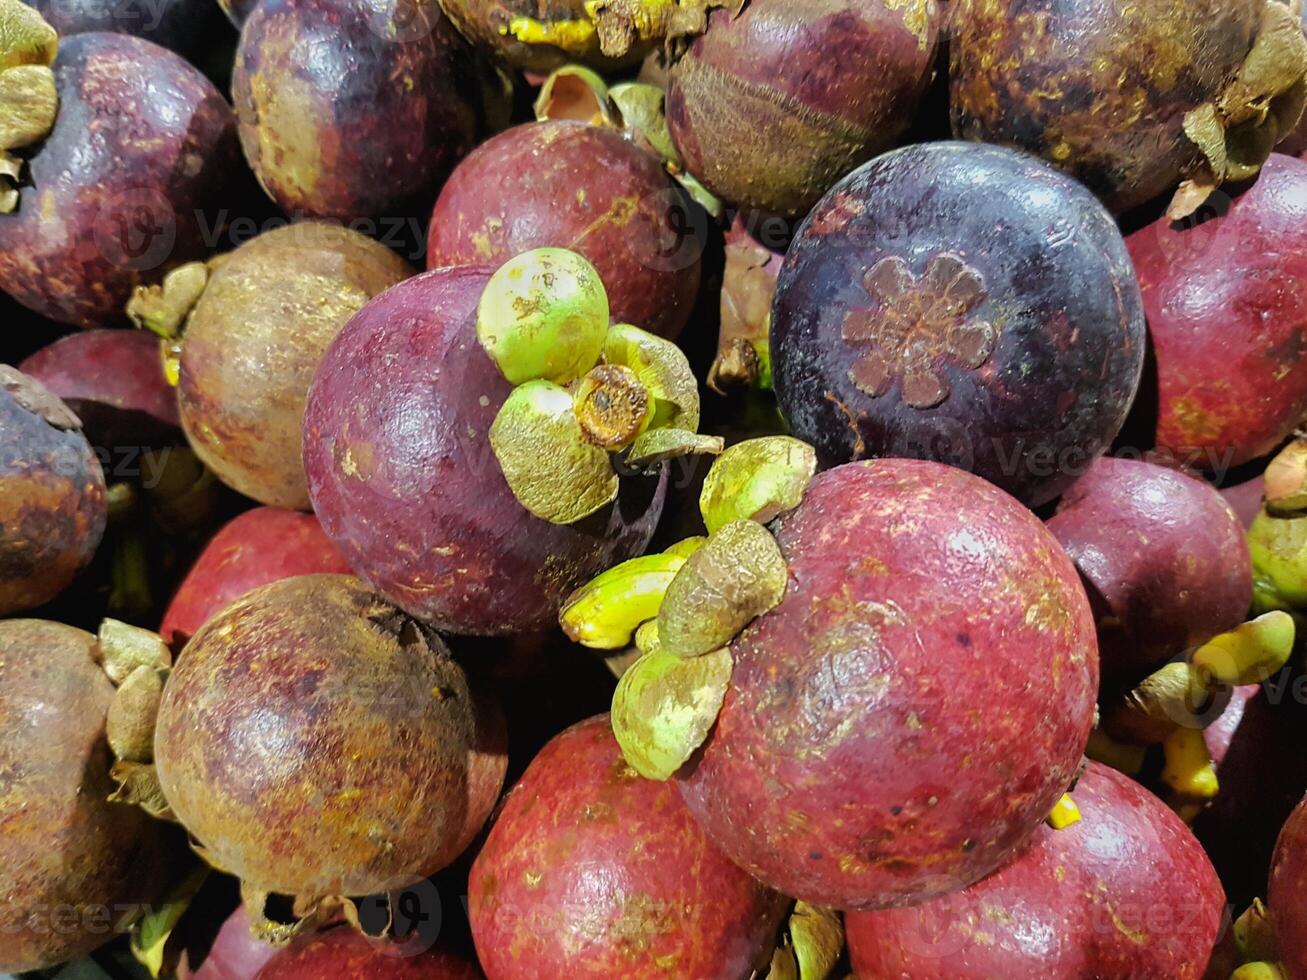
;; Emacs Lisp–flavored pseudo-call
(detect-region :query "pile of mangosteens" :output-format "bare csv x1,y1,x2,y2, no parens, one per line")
5,0,1307,975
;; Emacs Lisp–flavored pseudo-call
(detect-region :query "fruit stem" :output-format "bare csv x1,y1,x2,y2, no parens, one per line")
1161,727,1220,799
573,363,652,450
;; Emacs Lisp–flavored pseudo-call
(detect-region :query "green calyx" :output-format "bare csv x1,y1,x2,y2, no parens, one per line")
482,248,719,525
767,902,845,980
700,436,816,533
560,551,686,649
1266,439,1307,515
0,0,58,213
1249,507,1307,613
611,645,732,780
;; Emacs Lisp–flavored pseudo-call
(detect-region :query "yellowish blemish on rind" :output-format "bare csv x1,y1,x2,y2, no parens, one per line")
882,0,933,51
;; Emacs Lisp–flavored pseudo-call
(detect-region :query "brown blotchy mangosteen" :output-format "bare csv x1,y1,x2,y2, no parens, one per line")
302,266,667,636
948,0,1263,214
771,141,1145,507
232,0,487,223
666,0,942,219
469,715,786,979
0,619,180,973
1047,456,1252,682
0,366,106,615
846,762,1226,979
154,574,507,898
427,120,703,340
1126,154,1307,473
177,222,413,510
677,458,1099,911
0,32,237,328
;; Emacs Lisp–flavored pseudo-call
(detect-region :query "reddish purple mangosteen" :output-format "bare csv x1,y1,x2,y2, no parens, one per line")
1126,154,1307,473
427,120,703,340
232,0,488,223
256,928,481,979
677,458,1099,910
1047,456,1252,682
159,507,352,648
666,0,942,219
27,0,220,54
770,141,1145,507
0,31,238,328
469,715,785,978
178,904,279,980
19,329,179,450
303,266,667,636
1271,793,1307,978
846,762,1226,979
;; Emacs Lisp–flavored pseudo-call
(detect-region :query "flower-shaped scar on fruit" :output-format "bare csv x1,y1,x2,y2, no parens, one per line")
479,248,722,525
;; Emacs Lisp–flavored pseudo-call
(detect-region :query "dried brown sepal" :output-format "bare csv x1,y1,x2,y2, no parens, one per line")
97,617,172,685
574,363,652,450
658,519,788,658
1104,661,1229,746
585,0,745,59
625,427,724,468
0,0,57,71
611,646,733,779
127,262,210,339
710,218,783,395
108,761,175,820
1171,0,1307,218
490,379,620,524
1266,438,1307,514
106,665,167,763
0,363,81,428
240,884,349,947
533,64,618,126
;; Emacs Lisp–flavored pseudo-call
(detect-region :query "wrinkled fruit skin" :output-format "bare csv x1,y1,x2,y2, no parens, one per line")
0,370,106,614
1127,154,1307,471
678,460,1099,910
19,329,180,450
178,222,413,510
0,620,177,973
233,0,483,222
1047,456,1252,681
159,506,352,648
154,574,507,896
772,141,1144,507
469,715,786,979
667,0,941,219
1271,793,1307,978
846,762,1225,979
428,121,703,340
949,0,1261,214
303,267,667,636
1195,685,1307,913
256,929,480,979
29,0,219,53
438,0,646,72
0,32,238,328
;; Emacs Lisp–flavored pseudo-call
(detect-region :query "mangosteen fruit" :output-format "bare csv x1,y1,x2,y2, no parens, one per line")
1047,456,1253,681
19,328,180,451
771,141,1145,507
179,904,280,980
0,365,106,614
427,119,703,339
846,762,1226,978
130,221,413,510
0,619,179,973
468,715,786,977
232,0,487,223
159,507,352,648
255,927,480,979
154,574,507,913
665,0,942,219
1269,792,1307,977
569,450,1098,910
949,0,1307,216
26,0,221,54
0,19,238,328
1126,154,1307,473
304,249,715,636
